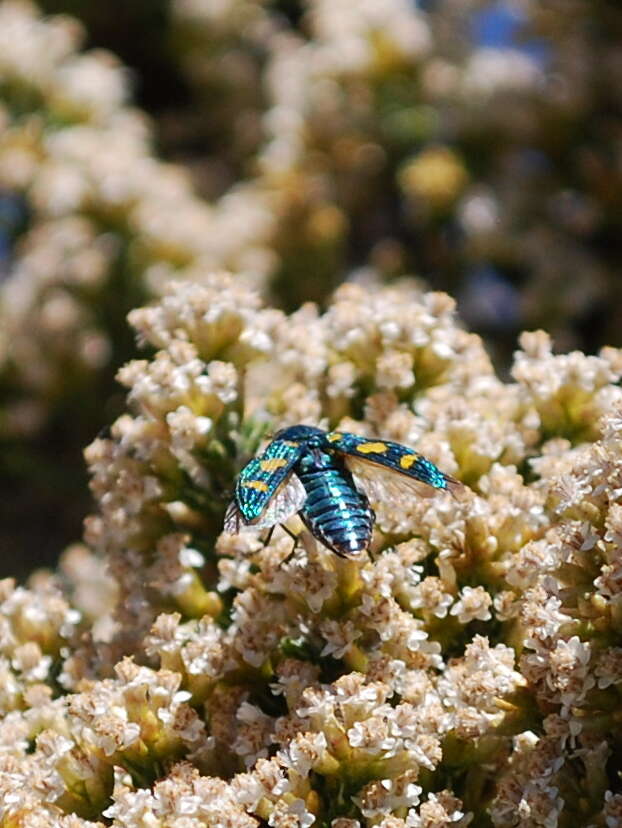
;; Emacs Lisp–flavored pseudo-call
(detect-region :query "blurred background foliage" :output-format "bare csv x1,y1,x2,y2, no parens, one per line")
1,0,621,575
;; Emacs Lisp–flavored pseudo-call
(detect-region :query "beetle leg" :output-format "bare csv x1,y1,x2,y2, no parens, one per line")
261,525,275,546
279,523,299,561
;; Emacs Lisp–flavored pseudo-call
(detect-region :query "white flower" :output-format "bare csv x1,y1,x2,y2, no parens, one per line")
450,586,492,623
268,797,315,827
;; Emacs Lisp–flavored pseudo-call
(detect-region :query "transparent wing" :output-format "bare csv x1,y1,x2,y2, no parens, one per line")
345,456,451,504
224,473,307,533
324,431,463,503
255,473,307,528
224,500,246,534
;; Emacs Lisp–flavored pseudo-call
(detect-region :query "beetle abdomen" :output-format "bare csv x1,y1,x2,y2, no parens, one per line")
296,453,373,557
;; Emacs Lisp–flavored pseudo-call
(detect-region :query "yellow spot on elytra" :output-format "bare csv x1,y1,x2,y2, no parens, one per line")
243,480,269,492
327,432,342,442
260,458,288,472
400,453,419,469
357,441,388,454
282,440,299,447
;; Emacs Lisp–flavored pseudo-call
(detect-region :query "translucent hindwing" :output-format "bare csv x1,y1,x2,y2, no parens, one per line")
224,437,308,532
322,431,463,503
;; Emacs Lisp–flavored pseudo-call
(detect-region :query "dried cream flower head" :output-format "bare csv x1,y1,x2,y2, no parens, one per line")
3,274,606,824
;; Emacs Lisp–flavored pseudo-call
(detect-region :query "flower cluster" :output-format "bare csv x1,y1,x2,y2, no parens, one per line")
0,0,276,442
0,0,278,567
169,0,622,347
172,0,434,308
0,576,80,716
3,275,621,824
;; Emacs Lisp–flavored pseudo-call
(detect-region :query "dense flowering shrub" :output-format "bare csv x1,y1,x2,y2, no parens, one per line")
2,0,622,566
170,0,622,341
3,274,622,826
0,0,275,564
3,1,622,824
4,0,622,442
0,0,275,440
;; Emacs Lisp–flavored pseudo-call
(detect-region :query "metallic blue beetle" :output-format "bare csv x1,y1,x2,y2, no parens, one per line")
224,425,461,558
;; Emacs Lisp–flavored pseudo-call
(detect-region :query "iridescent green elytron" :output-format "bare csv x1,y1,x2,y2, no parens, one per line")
225,425,462,557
